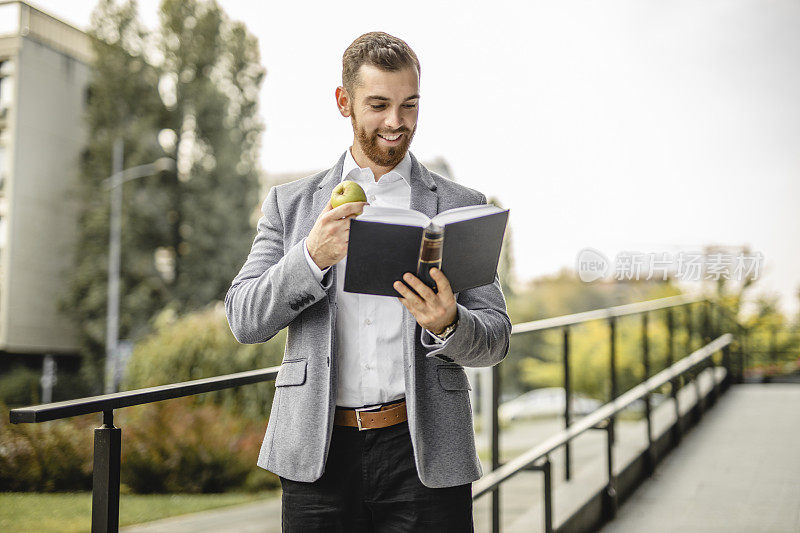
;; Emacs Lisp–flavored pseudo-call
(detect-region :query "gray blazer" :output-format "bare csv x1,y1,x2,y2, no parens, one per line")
225,151,511,488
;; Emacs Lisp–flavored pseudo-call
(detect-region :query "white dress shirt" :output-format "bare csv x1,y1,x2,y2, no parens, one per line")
302,149,448,408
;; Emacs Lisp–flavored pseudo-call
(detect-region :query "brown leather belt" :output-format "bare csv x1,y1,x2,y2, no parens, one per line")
334,400,407,431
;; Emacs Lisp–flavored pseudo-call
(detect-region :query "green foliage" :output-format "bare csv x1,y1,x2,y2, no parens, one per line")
502,268,683,397
0,406,94,492
507,259,800,401
123,302,285,422
119,398,278,493
64,0,265,393
1,395,279,493
0,365,94,408
0,367,40,408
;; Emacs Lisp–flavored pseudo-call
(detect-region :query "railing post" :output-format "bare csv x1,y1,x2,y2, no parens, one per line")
543,456,553,533
92,410,121,533
686,305,703,421
528,456,554,533
491,363,501,533
667,308,682,445
608,316,617,446
562,326,572,481
642,312,654,475
604,316,618,521
769,326,778,381
738,328,746,383
722,344,732,390
603,418,617,520
742,327,749,382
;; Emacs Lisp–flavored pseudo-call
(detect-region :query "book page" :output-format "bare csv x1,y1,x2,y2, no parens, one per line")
356,205,431,227
431,204,504,226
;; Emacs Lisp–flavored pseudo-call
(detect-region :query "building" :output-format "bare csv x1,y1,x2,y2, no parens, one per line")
0,1,91,359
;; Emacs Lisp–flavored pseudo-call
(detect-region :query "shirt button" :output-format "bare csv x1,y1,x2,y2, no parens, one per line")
365,318,372,325
369,195,376,202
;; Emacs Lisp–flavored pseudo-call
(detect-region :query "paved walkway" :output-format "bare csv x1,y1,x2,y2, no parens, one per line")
601,383,800,533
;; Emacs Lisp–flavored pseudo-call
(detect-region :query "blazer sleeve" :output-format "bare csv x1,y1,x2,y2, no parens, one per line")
419,193,512,368
225,186,333,344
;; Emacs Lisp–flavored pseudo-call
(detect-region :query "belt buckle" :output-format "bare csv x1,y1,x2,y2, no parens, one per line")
354,406,376,431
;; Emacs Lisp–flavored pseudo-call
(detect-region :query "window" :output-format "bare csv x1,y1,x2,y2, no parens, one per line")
0,60,13,114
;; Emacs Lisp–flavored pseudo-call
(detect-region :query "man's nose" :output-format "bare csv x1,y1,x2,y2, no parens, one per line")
385,107,403,130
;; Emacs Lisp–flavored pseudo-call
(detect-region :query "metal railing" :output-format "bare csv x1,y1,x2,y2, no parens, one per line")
476,295,744,532
8,294,744,533
9,367,279,532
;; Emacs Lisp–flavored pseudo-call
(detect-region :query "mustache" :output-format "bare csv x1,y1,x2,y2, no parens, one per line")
376,128,411,136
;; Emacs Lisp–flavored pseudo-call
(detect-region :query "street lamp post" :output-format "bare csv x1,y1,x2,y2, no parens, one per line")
104,138,175,394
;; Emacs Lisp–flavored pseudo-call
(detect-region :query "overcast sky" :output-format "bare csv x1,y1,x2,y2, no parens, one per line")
33,0,800,315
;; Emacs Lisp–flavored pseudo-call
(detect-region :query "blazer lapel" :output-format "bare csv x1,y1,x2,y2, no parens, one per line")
408,152,438,219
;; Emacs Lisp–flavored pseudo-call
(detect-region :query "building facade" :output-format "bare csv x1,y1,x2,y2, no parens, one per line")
0,1,91,357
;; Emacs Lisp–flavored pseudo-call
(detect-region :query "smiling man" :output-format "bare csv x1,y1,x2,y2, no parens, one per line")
226,32,511,532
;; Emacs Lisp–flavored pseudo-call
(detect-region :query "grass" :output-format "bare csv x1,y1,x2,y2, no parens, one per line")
0,491,278,533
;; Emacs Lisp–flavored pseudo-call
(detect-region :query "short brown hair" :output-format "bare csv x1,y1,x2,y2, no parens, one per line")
342,32,420,95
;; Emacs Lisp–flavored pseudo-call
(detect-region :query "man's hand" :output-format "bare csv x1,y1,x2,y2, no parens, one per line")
307,200,368,269
393,268,457,335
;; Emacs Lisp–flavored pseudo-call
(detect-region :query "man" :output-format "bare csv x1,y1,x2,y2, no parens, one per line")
226,32,511,532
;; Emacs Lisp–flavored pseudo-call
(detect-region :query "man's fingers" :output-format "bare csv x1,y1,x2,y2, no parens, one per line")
393,280,422,305
329,201,368,220
429,268,453,295
402,272,436,301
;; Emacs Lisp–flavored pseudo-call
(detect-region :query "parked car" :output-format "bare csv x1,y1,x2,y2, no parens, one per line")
499,387,602,423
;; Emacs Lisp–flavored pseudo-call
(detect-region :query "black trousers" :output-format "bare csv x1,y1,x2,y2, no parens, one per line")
280,420,473,532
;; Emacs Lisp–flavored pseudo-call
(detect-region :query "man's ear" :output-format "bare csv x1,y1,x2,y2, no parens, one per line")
335,86,351,117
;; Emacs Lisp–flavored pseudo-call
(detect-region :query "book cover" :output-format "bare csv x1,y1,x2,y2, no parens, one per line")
343,206,509,296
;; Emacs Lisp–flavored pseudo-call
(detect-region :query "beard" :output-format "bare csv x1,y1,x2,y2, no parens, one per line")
352,113,416,169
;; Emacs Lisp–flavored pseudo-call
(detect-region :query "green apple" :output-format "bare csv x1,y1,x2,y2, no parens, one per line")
330,180,367,208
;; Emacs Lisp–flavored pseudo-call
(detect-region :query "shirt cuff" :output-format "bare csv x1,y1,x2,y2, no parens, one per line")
303,237,329,283
425,328,447,345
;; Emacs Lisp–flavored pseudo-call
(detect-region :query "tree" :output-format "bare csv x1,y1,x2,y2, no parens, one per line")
65,0,264,392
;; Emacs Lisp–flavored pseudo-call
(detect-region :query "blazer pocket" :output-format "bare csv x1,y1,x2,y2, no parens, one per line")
275,359,307,387
437,366,472,391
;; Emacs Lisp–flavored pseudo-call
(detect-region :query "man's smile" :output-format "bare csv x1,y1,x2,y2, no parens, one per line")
378,132,403,144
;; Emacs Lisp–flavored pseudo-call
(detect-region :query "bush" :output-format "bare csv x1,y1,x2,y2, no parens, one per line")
0,367,41,407
119,398,278,493
0,363,94,408
0,404,94,492
0,398,279,493
123,302,286,422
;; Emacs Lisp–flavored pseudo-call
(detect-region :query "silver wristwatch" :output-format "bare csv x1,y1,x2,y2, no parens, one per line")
437,316,458,341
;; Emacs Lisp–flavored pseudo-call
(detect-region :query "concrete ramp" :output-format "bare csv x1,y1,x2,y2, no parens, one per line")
601,384,800,533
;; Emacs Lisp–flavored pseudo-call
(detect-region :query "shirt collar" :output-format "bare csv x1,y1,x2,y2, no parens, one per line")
341,148,412,187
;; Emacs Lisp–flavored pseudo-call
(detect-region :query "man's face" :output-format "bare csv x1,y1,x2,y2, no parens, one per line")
341,64,420,169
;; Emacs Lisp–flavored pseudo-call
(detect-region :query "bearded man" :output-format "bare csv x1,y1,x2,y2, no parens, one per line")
226,31,511,532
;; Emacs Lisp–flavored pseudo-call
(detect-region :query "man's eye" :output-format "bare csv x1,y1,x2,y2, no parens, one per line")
371,104,386,110
403,103,417,109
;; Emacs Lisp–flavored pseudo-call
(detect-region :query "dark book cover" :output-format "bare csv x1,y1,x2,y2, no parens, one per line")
344,210,509,296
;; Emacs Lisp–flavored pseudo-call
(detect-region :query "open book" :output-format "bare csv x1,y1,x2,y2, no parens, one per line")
343,204,509,296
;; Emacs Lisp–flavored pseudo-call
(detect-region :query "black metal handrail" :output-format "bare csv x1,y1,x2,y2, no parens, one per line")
511,294,705,334
477,295,743,533
8,293,742,533
9,367,279,424
9,366,279,532
474,334,732,501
